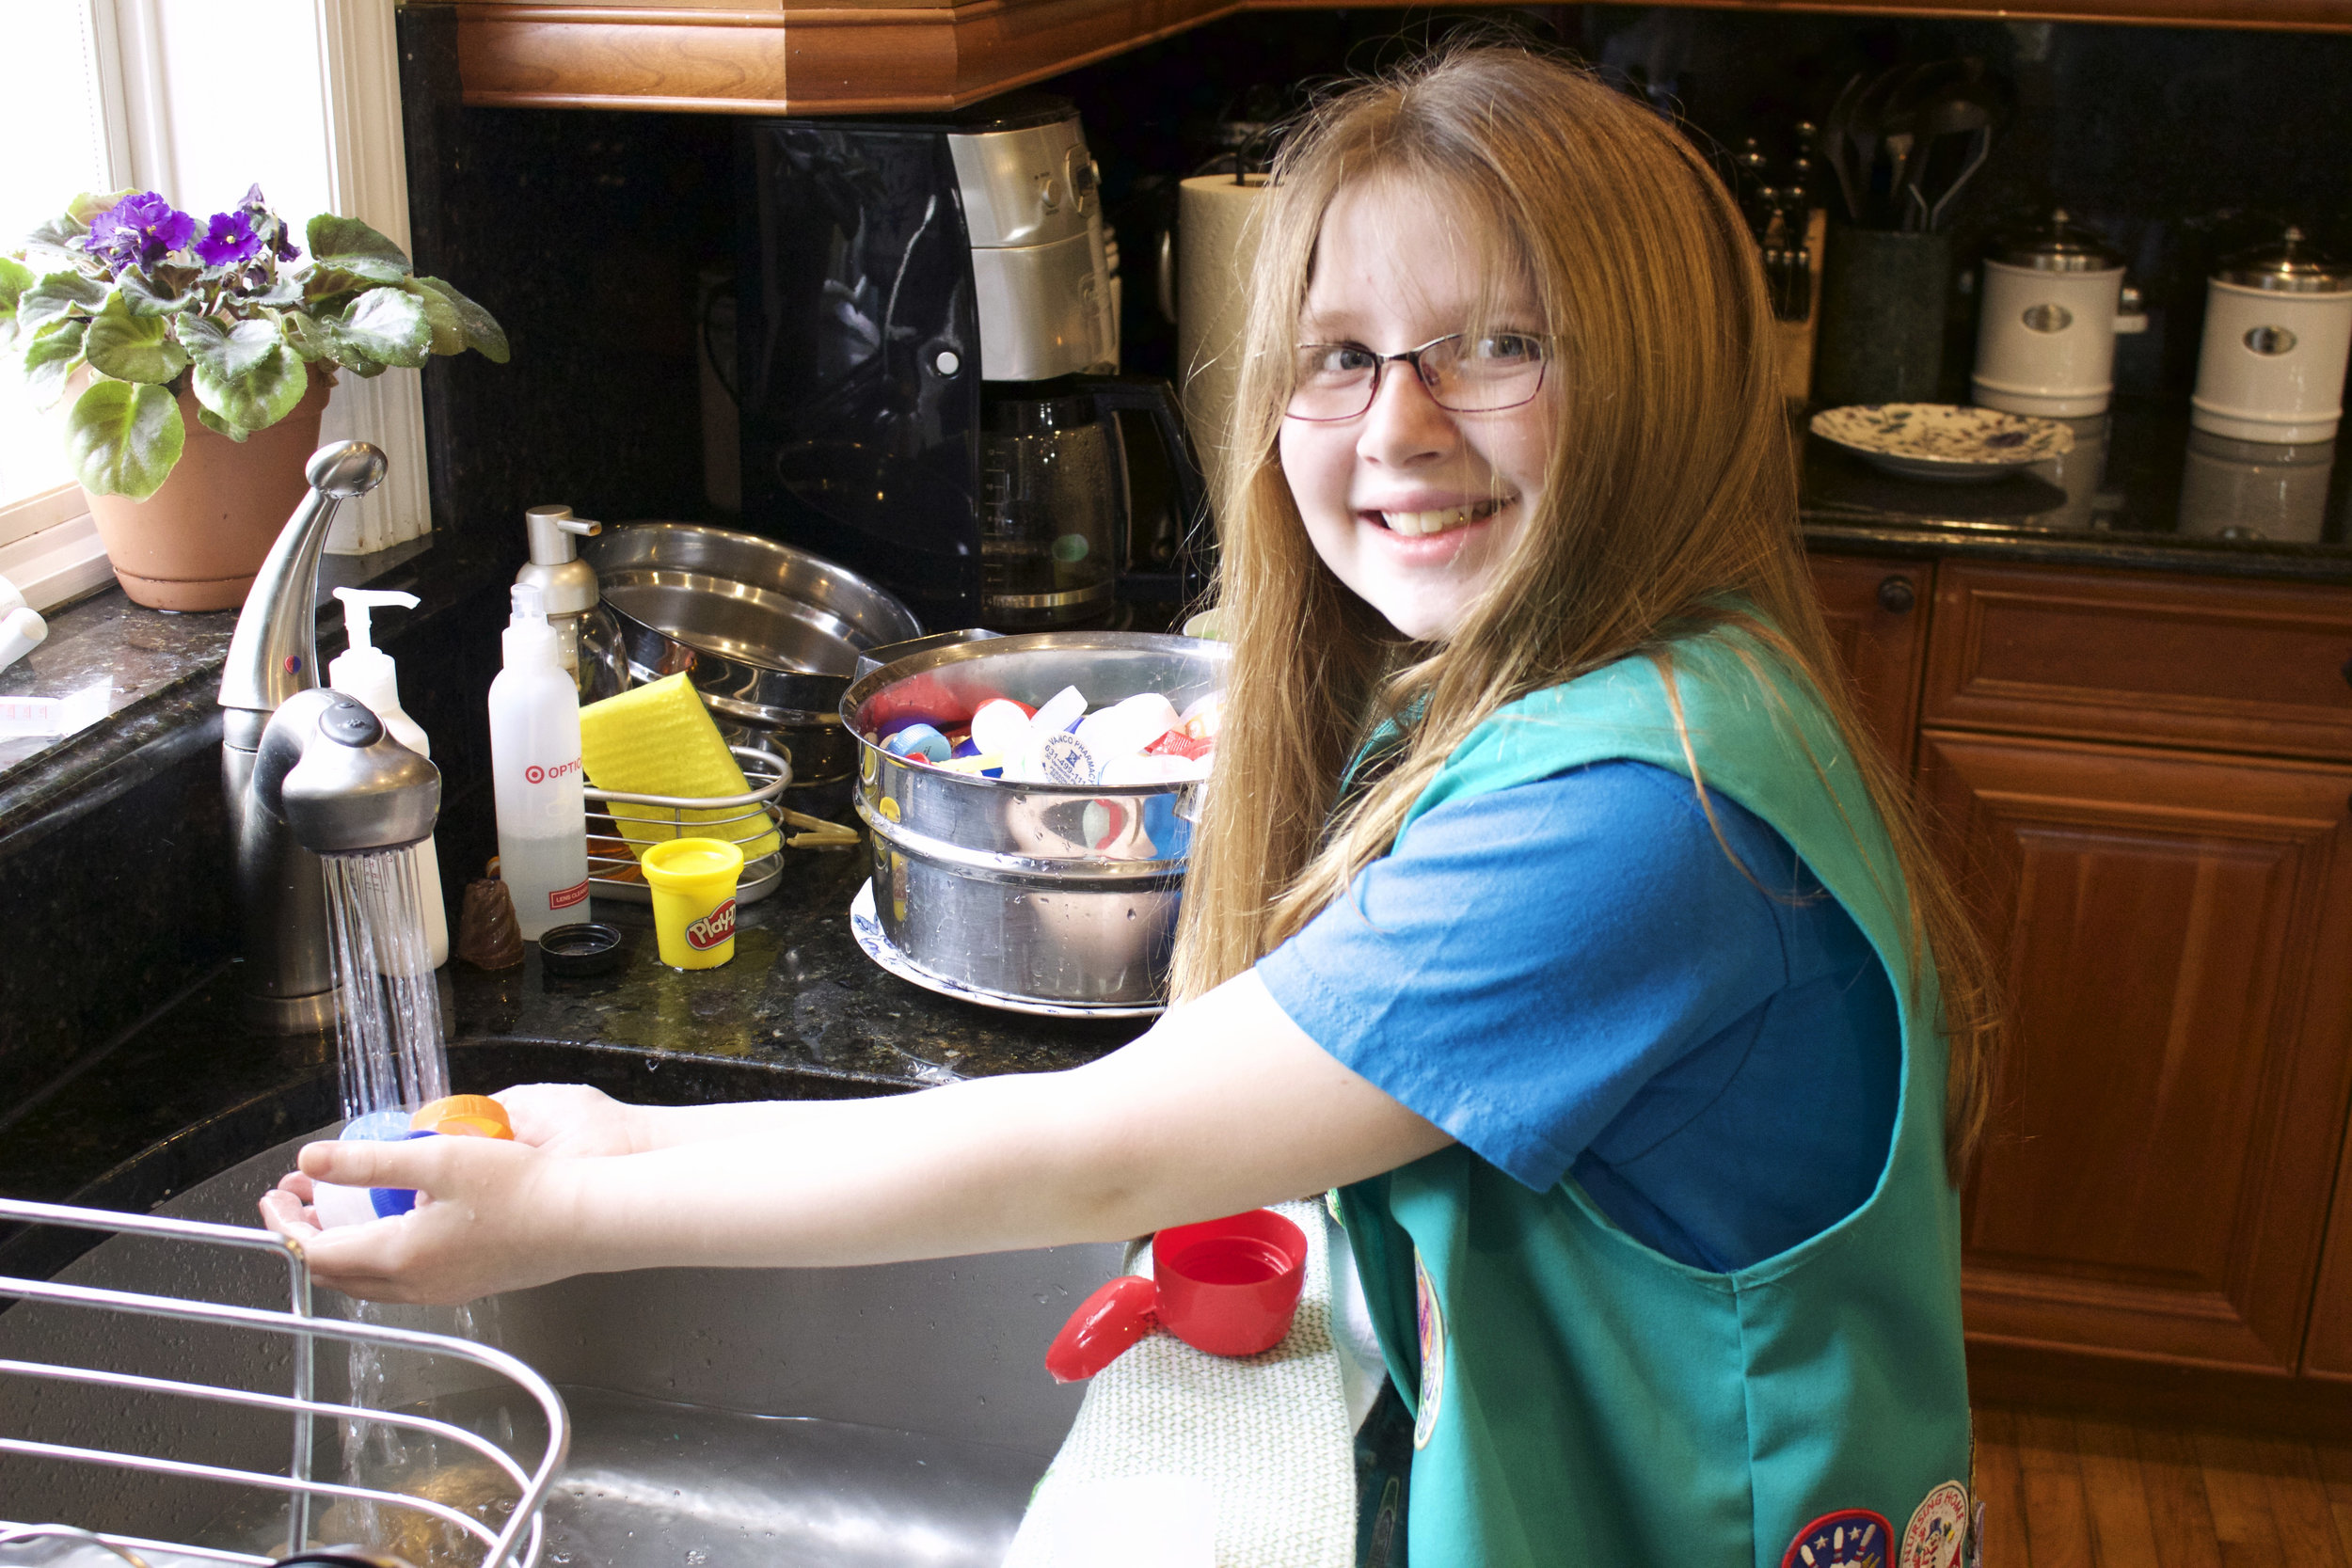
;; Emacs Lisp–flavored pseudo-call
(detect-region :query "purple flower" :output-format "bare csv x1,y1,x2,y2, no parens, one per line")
81,191,196,269
238,183,301,261
195,210,262,268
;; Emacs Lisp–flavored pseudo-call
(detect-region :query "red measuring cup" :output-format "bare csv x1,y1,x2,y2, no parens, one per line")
1044,1209,1308,1382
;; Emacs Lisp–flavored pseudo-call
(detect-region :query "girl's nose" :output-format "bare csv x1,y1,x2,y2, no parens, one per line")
1355,361,1459,467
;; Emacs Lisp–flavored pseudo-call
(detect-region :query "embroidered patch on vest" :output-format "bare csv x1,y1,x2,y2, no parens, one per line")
1783,1509,1894,1568
1411,1247,1445,1450
1901,1481,1970,1568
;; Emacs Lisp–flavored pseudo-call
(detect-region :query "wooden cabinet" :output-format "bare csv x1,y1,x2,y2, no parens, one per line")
429,0,2352,115
1811,553,2352,1415
1809,554,1931,769
1918,730,2352,1373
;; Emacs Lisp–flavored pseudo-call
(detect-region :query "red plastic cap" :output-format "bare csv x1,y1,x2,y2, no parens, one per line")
1153,1209,1308,1358
1043,1274,1159,1383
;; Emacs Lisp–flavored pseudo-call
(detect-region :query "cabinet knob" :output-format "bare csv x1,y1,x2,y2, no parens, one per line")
1877,576,1916,615
2341,655,2352,689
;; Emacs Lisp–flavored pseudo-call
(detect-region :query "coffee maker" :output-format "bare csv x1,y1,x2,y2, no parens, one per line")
738,94,1207,632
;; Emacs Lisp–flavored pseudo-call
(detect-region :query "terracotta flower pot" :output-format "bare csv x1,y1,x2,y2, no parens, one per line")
82,373,334,612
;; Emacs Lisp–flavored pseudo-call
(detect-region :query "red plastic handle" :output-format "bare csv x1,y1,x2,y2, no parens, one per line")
1043,1275,1159,1383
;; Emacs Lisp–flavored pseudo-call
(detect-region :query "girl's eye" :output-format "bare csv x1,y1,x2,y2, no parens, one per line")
1470,333,1543,365
1302,343,1376,379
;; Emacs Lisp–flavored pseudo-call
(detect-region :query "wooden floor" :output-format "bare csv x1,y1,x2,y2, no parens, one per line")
1975,1405,2352,1566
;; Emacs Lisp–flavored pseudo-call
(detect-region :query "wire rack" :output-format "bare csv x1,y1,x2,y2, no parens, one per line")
584,744,857,908
0,1196,569,1568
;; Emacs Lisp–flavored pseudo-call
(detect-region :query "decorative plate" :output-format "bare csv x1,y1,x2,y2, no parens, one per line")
1811,403,2074,483
848,879,1166,1020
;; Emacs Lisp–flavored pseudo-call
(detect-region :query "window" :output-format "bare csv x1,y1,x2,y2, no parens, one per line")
1,0,428,613
0,1,125,609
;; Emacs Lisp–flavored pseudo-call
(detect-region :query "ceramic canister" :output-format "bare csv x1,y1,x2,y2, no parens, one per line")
2191,228,2352,445
1971,211,2126,420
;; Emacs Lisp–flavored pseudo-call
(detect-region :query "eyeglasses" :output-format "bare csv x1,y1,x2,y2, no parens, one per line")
1284,332,1550,422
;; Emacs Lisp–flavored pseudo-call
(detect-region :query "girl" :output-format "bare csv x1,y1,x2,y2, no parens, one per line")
266,45,1995,1566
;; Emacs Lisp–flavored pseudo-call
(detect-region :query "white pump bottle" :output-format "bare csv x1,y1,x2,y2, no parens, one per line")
329,587,450,968
488,582,589,940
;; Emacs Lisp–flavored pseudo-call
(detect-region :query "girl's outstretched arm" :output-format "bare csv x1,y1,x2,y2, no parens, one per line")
258,970,1450,1304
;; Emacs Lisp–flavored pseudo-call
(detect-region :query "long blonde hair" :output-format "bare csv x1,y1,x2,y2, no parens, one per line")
1171,45,1999,1180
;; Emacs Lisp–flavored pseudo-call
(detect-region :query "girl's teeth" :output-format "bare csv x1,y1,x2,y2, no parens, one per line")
1380,502,1496,536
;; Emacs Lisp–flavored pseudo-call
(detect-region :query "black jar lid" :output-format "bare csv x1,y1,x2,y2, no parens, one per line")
540,922,628,977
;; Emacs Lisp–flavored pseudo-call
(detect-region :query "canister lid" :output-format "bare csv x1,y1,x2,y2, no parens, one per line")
1992,209,2123,273
2217,228,2352,293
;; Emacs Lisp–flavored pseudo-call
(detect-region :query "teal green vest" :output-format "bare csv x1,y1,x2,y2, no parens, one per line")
1335,626,1972,1568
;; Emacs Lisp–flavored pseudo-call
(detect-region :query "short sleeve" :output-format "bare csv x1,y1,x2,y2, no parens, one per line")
1255,760,1796,1191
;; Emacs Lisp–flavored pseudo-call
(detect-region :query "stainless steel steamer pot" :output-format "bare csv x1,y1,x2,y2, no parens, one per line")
845,632,1227,1008
583,523,923,812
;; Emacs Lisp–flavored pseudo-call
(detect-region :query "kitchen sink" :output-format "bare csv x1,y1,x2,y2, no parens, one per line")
1,1126,1123,1566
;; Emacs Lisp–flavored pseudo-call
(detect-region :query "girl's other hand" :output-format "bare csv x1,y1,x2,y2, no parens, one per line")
257,1134,581,1305
494,1083,644,1159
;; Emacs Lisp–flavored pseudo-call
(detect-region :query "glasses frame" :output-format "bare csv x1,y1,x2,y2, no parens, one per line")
1282,331,1551,423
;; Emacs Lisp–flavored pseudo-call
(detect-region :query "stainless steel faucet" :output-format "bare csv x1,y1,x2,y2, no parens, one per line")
219,442,441,1032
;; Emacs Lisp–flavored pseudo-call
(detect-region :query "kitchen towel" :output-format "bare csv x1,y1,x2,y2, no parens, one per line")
1004,1197,1357,1568
1177,173,1269,517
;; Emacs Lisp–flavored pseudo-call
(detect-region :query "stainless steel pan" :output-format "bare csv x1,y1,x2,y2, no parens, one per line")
582,522,922,812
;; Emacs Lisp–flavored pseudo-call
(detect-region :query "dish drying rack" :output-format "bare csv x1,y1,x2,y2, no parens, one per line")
0,1196,568,1568
584,743,858,907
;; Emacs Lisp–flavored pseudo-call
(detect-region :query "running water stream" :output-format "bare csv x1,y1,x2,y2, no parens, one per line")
323,847,450,1117
319,847,496,1557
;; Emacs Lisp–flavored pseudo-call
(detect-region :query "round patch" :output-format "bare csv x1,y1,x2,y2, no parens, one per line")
1411,1248,1445,1451
1783,1508,1894,1568
1901,1481,1969,1568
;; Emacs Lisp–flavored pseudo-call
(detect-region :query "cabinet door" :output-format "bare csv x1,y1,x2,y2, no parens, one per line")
1807,555,1931,769
1923,562,2352,760
2304,1106,2352,1379
1918,730,2352,1371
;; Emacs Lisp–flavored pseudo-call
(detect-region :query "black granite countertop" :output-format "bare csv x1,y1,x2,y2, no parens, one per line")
0,837,1143,1279
1797,402,2352,582
0,531,510,849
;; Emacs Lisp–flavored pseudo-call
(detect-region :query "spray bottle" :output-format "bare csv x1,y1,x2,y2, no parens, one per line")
488,582,589,940
329,587,451,968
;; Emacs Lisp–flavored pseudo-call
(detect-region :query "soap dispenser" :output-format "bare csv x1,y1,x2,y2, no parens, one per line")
328,587,451,968
517,504,623,699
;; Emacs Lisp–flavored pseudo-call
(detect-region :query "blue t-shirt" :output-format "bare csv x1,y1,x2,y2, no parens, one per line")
1257,759,1899,1273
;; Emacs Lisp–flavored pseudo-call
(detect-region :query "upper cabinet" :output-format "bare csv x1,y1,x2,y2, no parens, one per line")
430,0,2352,115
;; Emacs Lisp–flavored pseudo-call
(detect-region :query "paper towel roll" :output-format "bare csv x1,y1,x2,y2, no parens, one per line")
1177,174,1270,515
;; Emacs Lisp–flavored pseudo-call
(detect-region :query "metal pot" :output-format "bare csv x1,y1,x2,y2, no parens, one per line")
581,523,922,813
844,631,1226,1008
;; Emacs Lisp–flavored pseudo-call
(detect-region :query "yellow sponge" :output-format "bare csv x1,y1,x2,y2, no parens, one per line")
580,673,782,860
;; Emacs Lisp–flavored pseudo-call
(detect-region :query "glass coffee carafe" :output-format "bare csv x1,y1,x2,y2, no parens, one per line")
978,375,1201,629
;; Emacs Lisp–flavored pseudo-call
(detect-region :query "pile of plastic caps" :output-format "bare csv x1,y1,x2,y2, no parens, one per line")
867,682,1222,787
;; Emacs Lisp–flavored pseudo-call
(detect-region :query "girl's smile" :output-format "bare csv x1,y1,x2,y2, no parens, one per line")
1279,178,1552,641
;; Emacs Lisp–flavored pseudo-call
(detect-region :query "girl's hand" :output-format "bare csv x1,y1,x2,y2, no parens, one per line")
257,1134,584,1305
493,1083,644,1159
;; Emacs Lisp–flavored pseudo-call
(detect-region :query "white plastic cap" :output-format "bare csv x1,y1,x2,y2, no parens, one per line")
503,581,560,669
0,606,46,673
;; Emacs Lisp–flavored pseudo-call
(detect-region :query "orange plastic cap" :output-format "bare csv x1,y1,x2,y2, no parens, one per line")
411,1094,514,1138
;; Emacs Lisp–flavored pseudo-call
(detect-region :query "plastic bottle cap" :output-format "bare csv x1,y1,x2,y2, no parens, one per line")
504,582,562,669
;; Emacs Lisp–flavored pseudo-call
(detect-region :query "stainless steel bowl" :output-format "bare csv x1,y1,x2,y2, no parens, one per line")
844,632,1227,1009
582,523,923,811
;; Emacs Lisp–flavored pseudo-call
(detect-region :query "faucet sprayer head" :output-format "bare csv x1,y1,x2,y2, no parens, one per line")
253,689,441,855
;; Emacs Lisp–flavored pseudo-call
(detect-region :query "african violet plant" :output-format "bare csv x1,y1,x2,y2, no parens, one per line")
0,185,506,499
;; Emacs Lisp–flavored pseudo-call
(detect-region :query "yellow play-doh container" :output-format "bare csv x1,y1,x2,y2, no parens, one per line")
642,836,745,969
